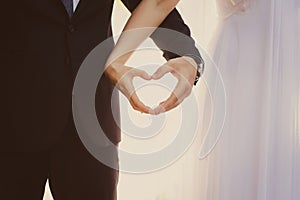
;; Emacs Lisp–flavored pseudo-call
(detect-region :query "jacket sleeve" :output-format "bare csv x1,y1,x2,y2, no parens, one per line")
120,0,204,66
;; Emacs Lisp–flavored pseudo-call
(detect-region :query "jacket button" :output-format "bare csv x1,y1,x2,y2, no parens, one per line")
68,24,75,33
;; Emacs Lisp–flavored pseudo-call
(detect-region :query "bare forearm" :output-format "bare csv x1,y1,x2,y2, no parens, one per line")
106,0,179,65
123,0,179,29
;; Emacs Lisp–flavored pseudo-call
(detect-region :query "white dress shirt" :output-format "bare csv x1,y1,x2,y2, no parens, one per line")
73,0,80,11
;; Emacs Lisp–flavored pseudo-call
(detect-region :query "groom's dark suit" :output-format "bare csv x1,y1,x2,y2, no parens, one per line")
1,0,201,199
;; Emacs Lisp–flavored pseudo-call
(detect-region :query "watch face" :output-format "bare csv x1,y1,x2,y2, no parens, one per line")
194,73,200,85
194,60,204,86
199,60,205,75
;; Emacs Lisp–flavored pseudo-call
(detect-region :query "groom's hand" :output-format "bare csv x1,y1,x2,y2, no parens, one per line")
151,56,197,115
105,63,152,114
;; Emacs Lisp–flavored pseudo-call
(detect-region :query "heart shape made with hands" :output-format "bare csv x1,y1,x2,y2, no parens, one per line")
116,62,195,115
133,72,177,114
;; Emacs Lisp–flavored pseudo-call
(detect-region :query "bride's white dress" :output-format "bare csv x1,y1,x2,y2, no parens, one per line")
199,0,300,199
117,0,300,199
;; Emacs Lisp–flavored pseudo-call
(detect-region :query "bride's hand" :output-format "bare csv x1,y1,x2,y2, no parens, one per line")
105,62,153,114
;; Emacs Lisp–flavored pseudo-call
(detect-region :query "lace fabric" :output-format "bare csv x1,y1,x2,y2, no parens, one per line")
216,0,256,19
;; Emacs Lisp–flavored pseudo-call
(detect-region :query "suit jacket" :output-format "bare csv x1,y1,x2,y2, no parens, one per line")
1,0,201,152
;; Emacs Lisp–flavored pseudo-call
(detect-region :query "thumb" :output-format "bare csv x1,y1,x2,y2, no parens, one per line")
134,69,152,80
152,65,172,80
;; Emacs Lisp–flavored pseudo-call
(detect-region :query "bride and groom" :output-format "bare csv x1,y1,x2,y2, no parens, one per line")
4,0,299,199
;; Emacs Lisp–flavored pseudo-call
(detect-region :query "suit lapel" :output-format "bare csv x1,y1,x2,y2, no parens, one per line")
53,0,71,18
22,0,68,24
52,0,89,22
71,0,90,22
23,0,91,23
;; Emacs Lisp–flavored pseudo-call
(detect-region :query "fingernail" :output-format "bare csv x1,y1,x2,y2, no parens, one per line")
149,109,156,115
153,106,164,115
152,107,159,115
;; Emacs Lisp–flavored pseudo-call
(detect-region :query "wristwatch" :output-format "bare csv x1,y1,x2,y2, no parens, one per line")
164,52,205,86
194,60,204,85
188,55,204,86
